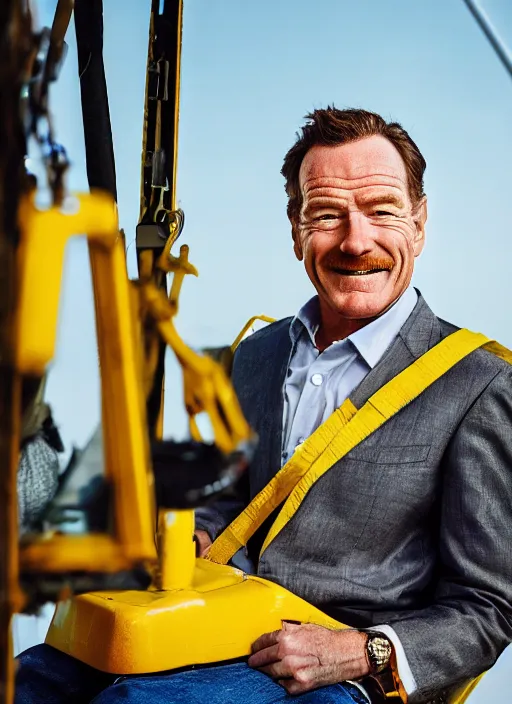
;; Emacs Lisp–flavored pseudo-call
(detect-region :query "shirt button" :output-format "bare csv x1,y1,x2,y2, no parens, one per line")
311,373,323,386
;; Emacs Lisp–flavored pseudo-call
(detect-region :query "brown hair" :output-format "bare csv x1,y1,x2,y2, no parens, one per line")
281,107,426,229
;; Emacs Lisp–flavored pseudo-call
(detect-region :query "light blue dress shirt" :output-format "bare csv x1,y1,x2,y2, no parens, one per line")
281,286,419,696
282,286,419,464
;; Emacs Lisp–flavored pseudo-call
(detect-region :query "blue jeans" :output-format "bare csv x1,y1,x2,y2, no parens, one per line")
15,644,369,703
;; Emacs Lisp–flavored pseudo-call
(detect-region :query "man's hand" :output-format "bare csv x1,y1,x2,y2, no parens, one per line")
248,622,370,695
194,529,212,557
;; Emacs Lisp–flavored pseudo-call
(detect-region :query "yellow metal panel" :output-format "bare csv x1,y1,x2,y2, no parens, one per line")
154,509,195,590
15,193,118,375
46,560,346,675
17,192,157,572
20,535,136,574
88,223,156,560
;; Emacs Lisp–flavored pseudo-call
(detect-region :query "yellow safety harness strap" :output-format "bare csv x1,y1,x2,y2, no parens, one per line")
206,397,359,564
207,329,492,565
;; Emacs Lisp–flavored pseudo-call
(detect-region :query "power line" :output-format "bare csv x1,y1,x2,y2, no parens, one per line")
462,0,512,80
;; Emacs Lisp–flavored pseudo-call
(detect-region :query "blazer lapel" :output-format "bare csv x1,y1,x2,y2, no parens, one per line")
264,324,293,483
349,293,443,409
234,319,293,496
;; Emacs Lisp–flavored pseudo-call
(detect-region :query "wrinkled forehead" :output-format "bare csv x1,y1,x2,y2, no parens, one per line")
299,135,409,196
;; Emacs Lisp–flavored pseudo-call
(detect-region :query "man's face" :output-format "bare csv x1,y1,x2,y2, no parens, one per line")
293,135,427,321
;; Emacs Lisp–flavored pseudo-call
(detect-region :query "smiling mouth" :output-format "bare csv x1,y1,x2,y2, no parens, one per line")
333,268,391,277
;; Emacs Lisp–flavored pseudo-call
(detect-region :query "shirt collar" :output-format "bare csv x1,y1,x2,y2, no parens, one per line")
290,287,419,369
290,297,321,346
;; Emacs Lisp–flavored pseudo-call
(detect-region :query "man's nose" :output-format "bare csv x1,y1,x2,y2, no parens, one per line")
338,210,373,257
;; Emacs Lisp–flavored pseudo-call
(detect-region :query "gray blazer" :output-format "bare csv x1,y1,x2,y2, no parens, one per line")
196,294,512,702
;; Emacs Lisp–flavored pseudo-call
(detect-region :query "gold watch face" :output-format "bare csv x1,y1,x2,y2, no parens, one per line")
367,634,393,672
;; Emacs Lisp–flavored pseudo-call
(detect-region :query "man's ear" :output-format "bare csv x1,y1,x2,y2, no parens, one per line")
291,221,303,261
413,197,427,257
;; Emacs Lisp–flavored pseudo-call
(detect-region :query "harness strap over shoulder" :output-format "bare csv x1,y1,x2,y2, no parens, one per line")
207,329,492,565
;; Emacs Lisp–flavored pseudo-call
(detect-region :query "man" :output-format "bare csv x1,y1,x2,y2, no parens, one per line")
15,108,512,704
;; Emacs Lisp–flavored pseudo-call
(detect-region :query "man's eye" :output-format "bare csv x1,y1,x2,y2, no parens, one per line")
373,210,393,217
314,213,344,222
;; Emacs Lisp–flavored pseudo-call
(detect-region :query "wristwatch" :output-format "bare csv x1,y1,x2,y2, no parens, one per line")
365,631,393,674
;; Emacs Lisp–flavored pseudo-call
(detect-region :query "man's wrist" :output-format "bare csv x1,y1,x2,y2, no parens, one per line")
332,629,372,680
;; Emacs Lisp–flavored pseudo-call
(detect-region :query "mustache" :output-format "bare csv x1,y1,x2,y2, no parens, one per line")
324,255,395,272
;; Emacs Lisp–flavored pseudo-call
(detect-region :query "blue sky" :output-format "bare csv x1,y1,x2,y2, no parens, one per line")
32,1,512,697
